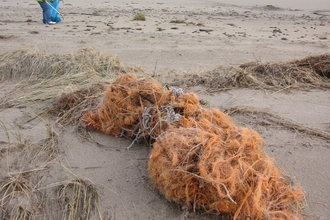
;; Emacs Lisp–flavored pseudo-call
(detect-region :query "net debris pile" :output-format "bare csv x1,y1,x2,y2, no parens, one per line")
149,126,304,219
83,74,304,219
83,74,202,148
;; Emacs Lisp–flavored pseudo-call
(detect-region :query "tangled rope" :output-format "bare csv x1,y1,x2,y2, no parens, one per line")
126,103,182,149
172,87,184,97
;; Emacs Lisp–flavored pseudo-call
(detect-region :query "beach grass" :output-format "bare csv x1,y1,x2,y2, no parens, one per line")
169,19,186,24
57,178,100,220
133,13,146,21
0,48,145,126
184,54,330,92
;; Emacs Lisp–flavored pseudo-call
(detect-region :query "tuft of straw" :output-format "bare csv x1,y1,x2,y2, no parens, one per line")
52,83,106,126
187,54,330,92
0,120,59,219
57,178,99,220
225,106,330,140
0,48,145,127
133,13,146,21
0,48,125,82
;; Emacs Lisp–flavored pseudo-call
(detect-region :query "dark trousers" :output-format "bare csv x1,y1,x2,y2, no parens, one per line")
38,2,51,24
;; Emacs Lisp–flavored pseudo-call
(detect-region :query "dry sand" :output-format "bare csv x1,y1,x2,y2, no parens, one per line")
1,0,330,72
0,0,330,219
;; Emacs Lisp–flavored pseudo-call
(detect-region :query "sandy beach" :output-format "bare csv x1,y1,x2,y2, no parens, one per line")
0,0,330,219
1,0,330,72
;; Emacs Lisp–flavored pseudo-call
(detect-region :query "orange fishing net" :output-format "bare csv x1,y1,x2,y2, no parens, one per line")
149,126,304,219
83,74,172,138
83,74,304,219
83,74,204,146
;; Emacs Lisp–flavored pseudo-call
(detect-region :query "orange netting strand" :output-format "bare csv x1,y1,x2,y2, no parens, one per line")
83,73,304,219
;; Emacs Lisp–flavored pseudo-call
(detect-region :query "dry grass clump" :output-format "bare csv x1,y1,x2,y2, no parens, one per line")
0,49,146,127
0,123,58,219
0,120,103,219
133,13,146,21
0,48,125,82
83,74,305,219
170,19,186,24
53,83,106,125
225,106,330,140
0,48,121,110
241,54,330,79
0,171,38,219
187,66,258,91
188,54,330,92
57,178,100,220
